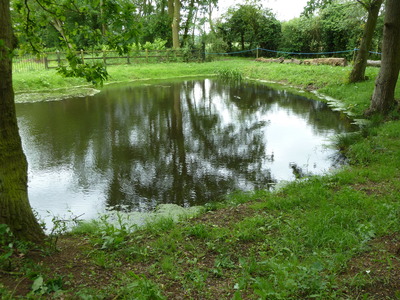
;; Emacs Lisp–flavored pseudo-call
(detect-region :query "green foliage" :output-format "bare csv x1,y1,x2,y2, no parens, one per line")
31,275,64,296
185,224,210,239
46,210,83,252
280,16,324,55
140,38,168,51
331,132,362,153
319,2,364,53
118,272,166,299
0,224,14,271
216,68,243,81
144,217,175,236
57,51,109,86
95,212,137,250
12,0,140,52
140,12,172,47
280,3,364,58
11,0,140,86
217,3,281,53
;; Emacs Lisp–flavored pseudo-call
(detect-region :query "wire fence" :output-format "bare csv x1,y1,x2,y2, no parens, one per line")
12,47,381,73
12,49,205,73
205,47,382,59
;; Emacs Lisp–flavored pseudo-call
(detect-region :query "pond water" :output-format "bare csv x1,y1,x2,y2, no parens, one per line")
16,78,356,224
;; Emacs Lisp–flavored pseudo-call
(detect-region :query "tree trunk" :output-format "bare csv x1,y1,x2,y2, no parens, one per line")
171,0,181,49
168,0,174,17
181,0,195,47
51,18,74,49
100,0,106,36
0,0,45,243
367,0,400,115
208,1,215,34
349,0,383,83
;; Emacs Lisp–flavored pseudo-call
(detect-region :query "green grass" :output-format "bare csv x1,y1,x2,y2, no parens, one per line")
4,60,400,299
14,59,400,117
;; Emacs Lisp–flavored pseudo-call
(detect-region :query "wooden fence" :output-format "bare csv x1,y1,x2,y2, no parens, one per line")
12,49,205,73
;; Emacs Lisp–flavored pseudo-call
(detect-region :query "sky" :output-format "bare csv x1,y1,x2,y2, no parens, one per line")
216,0,311,21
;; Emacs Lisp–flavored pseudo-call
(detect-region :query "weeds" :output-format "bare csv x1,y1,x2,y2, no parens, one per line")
46,210,83,252
30,275,64,296
96,212,137,250
216,68,243,81
0,225,14,271
118,272,166,300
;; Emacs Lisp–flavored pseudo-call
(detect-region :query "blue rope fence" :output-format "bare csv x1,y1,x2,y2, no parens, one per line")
205,47,382,56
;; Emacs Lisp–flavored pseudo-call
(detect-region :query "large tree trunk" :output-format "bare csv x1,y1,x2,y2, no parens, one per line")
349,0,383,83
367,0,400,115
171,0,181,49
0,0,45,242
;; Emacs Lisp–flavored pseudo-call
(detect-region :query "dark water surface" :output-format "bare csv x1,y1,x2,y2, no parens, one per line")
16,78,356,222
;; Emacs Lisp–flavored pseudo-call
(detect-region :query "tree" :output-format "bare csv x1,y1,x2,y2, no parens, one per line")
302,0,334,17
302,0,384,83
367,0,400,115
280,16,324,54
1,0,140,242
217,3,281,52
13,0,139,53
349,0,383,83
169,0,181,48
0,0,45,242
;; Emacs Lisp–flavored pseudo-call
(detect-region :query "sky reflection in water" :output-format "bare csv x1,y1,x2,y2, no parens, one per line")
16,78,356,224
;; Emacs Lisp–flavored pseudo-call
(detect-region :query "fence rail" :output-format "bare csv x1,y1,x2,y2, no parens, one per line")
12,47,382,73
12,49,205,73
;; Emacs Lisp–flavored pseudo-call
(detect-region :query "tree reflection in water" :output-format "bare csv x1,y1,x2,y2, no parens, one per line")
17,78,356,219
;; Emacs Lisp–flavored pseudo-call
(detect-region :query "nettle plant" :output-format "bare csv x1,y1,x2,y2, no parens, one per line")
0,224,14,270
0,224,32,271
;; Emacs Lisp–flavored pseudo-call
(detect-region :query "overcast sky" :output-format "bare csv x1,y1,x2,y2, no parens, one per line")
216,0,310,21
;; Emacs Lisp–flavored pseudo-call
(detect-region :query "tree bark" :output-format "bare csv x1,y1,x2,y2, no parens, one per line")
0,0,45,242
51,18,74,49
367,0,400,115
349,0,383,83
171,0,181,49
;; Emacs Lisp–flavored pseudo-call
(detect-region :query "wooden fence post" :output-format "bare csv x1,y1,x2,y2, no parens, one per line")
56,50,61,67
80,49,85,63
103,50,107,65
44,55,49,69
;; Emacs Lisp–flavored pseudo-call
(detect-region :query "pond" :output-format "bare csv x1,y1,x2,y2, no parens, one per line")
16,78,356,224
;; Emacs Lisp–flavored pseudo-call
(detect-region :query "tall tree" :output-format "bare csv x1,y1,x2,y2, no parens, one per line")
169,0,181,48
367,0,400,115
1,0,139,242
218,3,281,52
349,0,383,83
181,0,195,46
303,0,384,83
0,0,45,242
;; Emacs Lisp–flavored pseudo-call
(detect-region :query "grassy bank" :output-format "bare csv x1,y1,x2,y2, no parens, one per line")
13,59,400,116
2,60,400,299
